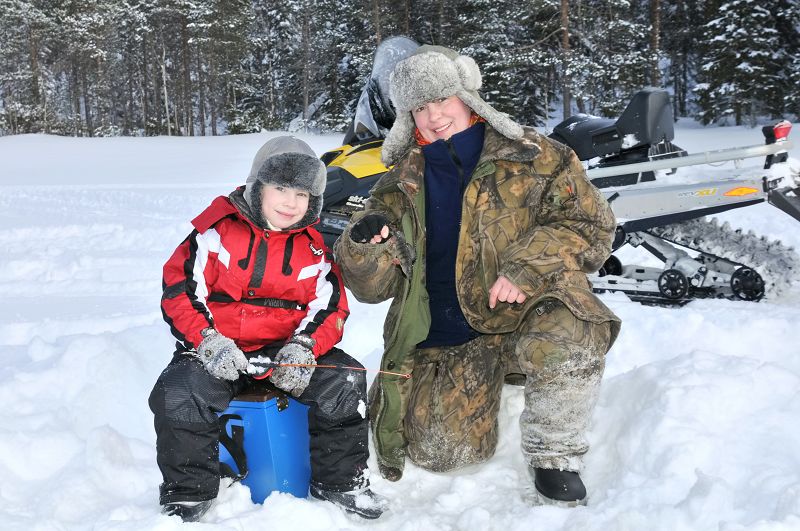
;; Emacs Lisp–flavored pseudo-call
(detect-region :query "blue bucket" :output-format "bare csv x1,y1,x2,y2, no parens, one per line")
218,389,310,502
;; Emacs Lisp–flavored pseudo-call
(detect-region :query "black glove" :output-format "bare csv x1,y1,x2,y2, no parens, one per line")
350,213,391,243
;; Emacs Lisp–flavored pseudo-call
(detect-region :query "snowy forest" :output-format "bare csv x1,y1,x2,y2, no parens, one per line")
2,0,799,137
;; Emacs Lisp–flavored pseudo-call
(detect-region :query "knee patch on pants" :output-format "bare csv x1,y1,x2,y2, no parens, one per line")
304,348,367,425
514,301,611,384
405,339,505,472
149,355,235,425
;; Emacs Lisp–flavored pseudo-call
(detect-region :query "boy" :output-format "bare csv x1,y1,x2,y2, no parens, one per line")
149,136,386,522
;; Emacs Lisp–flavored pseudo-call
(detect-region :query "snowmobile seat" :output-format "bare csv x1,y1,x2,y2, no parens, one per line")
551,88,675,161
551,114,617,160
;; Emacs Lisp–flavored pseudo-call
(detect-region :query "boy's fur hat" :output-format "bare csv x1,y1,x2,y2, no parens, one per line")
382,45,524,166
243,136,326,229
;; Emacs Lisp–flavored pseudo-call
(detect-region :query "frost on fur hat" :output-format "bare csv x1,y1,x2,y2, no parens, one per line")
243,136,326,229
382,45,524,166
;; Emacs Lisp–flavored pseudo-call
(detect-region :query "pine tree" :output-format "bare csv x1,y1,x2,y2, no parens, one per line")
570,0,651,116
694,0,783,125
660,0,705,117
0,0,56,134
452,0,556,126
205,0,253,133
770,0,800,119
249,0,300,129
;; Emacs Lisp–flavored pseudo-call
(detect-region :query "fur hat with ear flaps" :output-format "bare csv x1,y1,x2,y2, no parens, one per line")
239,136,327,230
382,44,524,166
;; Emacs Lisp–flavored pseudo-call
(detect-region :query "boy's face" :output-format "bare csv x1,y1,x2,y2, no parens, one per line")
260,183,310,229
411,95,472,143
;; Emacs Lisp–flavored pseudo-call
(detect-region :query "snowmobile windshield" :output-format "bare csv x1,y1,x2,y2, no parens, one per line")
350,36,419,144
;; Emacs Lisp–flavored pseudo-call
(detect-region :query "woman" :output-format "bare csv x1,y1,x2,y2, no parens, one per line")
334,45,621,505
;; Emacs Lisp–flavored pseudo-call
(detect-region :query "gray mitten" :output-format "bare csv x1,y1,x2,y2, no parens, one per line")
269,335,316,397
196,328,249,381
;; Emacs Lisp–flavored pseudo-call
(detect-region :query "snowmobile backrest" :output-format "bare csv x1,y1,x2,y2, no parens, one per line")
614,87,674,150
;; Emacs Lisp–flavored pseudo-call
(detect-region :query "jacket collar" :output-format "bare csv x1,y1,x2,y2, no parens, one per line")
375,124,543,195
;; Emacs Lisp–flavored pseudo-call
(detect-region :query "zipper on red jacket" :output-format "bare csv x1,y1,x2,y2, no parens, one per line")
282,233,295,276
237,226,256,270
248,231,269,288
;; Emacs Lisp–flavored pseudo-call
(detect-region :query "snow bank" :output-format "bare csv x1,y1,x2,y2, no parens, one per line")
0,125,799,530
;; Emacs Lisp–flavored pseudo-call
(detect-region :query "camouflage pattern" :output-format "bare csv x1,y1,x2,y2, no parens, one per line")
405,299,611,472
334,125,621,477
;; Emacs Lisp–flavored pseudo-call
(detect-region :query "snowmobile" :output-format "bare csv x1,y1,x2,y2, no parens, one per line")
319,38,800,305
318,36,418,245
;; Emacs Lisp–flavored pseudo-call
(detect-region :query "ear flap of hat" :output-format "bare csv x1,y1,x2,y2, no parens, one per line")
381,111,416,167
454,55,482,92
457,90,524,142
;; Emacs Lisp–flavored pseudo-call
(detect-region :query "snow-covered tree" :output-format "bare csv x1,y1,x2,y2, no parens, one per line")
694,0,784,125
771,0,800,120
0,0,56,134
569,0,651,116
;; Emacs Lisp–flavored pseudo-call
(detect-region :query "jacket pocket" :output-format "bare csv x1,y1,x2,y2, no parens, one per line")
475,207,531,287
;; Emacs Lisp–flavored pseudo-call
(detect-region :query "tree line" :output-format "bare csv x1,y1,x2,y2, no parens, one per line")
1,0,798,137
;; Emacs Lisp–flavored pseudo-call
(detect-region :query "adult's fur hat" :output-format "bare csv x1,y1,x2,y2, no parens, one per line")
243,136,326,229
382,45,524,166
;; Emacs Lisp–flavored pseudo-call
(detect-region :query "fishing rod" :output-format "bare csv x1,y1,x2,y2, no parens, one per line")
247,358,411,379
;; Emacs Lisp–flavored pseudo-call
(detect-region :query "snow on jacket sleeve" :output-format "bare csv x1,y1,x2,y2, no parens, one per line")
161,226,230,349
292,241,350,358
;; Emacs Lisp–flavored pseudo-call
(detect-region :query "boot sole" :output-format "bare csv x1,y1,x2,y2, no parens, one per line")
532,488,588,508
309,487,384,519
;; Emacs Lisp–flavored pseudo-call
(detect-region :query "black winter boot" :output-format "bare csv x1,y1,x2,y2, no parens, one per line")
161,499,213,522
310,485,388,519
533,467,587,505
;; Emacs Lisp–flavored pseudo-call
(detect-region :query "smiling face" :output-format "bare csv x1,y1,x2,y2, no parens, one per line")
259,183,310,229
411,95,473,143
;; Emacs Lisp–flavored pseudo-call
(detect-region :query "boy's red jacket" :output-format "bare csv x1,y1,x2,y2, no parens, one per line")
161,194,349,357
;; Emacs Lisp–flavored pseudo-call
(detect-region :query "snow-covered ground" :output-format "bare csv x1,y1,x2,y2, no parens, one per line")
1,122,799,530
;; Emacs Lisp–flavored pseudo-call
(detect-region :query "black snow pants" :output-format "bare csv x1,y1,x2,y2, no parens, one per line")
148,346,370,505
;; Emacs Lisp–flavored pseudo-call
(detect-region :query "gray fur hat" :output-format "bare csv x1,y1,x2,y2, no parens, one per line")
243,136,326,229
382,45,524,166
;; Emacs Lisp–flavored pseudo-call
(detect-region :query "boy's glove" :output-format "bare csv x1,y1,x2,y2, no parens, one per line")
268,335,316,397
350,213,391,243
196,328,249,381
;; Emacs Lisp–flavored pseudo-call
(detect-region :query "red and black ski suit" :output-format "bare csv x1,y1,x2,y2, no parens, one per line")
161,194,349,355
149,193,370,506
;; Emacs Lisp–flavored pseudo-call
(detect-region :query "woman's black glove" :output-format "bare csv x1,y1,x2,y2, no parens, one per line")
349,213,391,243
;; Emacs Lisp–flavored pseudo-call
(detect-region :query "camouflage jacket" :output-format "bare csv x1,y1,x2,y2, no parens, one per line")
334,124,621,473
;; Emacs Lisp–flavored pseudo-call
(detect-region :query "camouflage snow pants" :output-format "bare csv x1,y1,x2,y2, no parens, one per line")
404,298,612,473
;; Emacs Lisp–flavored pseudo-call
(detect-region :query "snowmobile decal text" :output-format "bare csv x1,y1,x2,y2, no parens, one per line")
677,188,718,197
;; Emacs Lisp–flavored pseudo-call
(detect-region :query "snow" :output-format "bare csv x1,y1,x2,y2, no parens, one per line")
621,133,639,149
1,123,800,530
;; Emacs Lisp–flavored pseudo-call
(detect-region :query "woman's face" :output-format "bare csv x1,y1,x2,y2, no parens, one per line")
411,96,472,143
260,183,310,229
